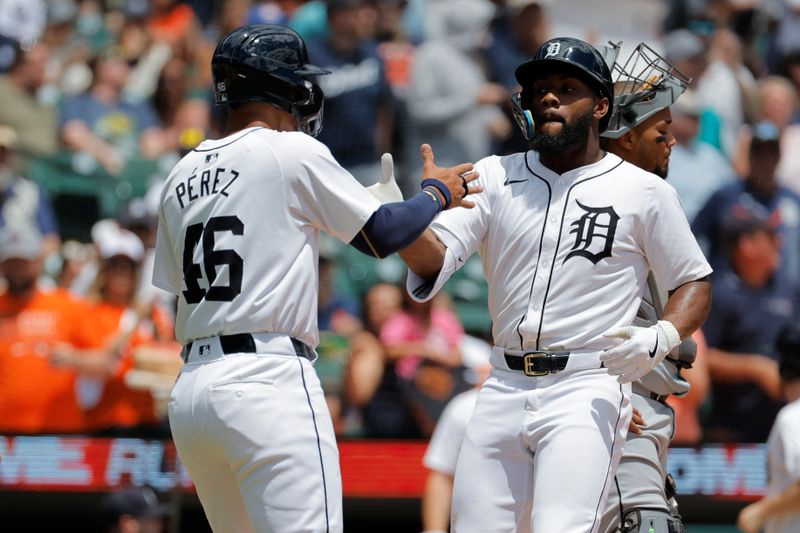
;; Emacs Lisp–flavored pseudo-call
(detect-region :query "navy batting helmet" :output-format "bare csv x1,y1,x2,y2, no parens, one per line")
512,37,614,137
212,24,330,137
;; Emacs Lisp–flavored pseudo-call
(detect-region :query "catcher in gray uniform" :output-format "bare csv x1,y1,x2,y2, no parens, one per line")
597,42,698,533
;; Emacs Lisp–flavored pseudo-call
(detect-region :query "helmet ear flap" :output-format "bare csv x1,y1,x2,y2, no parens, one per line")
511,92,535,140
294,81,325,137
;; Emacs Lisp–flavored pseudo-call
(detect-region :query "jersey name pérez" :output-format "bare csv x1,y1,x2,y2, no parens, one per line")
174,166,240,209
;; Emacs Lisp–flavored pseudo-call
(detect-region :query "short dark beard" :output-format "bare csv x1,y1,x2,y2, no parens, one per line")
529,110,593,155
653,164,668,179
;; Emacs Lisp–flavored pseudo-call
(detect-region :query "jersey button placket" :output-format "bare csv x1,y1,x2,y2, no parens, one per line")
527,178,561,330
530,182,567,330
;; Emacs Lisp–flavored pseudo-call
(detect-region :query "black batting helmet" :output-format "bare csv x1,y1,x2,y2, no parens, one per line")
212,24,330,137
513,37,615,133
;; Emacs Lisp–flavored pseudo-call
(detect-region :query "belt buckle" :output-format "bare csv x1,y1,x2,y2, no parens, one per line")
522,352,550,377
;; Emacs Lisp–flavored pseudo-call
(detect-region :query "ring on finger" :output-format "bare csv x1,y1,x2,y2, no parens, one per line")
460,175,469,197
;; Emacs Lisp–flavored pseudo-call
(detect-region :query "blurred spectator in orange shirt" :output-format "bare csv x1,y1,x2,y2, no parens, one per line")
0,225,89,434
53,226,177,434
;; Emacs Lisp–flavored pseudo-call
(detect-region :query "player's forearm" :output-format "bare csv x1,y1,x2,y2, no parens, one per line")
349,190,442,258
421,470,454,532
399,229,447,281
662,278,712,339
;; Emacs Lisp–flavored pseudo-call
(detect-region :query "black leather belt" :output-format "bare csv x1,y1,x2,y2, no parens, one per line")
181,334,314,363
504,351,571,377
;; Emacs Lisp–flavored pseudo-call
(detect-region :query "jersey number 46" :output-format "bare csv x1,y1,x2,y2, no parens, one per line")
182,215,244,304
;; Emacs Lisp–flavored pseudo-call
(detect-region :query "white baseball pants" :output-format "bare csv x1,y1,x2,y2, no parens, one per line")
451,365,631,533
168,335,342,533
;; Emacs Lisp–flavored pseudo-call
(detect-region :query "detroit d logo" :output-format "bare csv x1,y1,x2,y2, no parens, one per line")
544,42,561,58
564,200,620,265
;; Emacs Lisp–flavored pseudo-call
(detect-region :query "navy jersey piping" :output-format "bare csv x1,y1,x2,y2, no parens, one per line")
534,159,623,349
192,127,265,152
297,354,331,532
591,382,626,531
515,151,552,350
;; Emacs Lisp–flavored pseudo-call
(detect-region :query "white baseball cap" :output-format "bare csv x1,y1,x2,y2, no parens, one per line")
96,227,145,262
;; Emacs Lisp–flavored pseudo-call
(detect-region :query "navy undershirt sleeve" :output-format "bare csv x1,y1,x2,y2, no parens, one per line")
349,190,442,258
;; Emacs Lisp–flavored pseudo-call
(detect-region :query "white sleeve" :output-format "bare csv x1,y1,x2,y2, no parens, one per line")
406,245,462,302
406,157,494,302
639,179,712,291
778,407,800,480
281,134,380,243
152,206,181,294
423,392,477,475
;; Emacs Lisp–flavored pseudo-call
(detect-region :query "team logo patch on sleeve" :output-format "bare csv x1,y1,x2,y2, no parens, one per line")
564,201,619,265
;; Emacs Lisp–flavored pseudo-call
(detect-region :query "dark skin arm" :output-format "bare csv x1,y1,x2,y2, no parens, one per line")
398,229,447,281
661,277,712,339
398,143,480,277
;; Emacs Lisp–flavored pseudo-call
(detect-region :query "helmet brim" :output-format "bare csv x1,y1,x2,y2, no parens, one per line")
295,64,331,76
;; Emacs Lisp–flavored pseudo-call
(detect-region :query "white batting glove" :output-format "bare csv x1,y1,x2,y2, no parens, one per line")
365,152,404,204
600,320,681,384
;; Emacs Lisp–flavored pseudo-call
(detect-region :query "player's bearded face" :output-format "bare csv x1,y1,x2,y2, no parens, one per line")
529,108,593,154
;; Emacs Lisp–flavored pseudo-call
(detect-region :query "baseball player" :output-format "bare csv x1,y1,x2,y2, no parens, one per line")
152,24,479,533
398,36,712,532
597,42,696,533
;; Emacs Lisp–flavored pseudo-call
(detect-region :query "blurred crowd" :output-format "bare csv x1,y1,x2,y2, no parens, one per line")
0,0,799,445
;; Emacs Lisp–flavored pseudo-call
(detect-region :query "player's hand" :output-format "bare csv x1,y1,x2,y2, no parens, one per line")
628,406,646,435
365,153,405,204
419,144,482,210
600,320,681,384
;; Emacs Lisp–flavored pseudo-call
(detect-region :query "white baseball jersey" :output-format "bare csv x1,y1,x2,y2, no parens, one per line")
408,151,712,352
153,126,380,346
423,388,479,476
765,399,800,533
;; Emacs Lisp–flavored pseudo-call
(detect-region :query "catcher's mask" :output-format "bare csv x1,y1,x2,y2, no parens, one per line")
212,24,330,137
600,41,691,139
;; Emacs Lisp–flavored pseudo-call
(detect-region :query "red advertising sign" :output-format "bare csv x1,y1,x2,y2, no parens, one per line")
0,436,766,500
